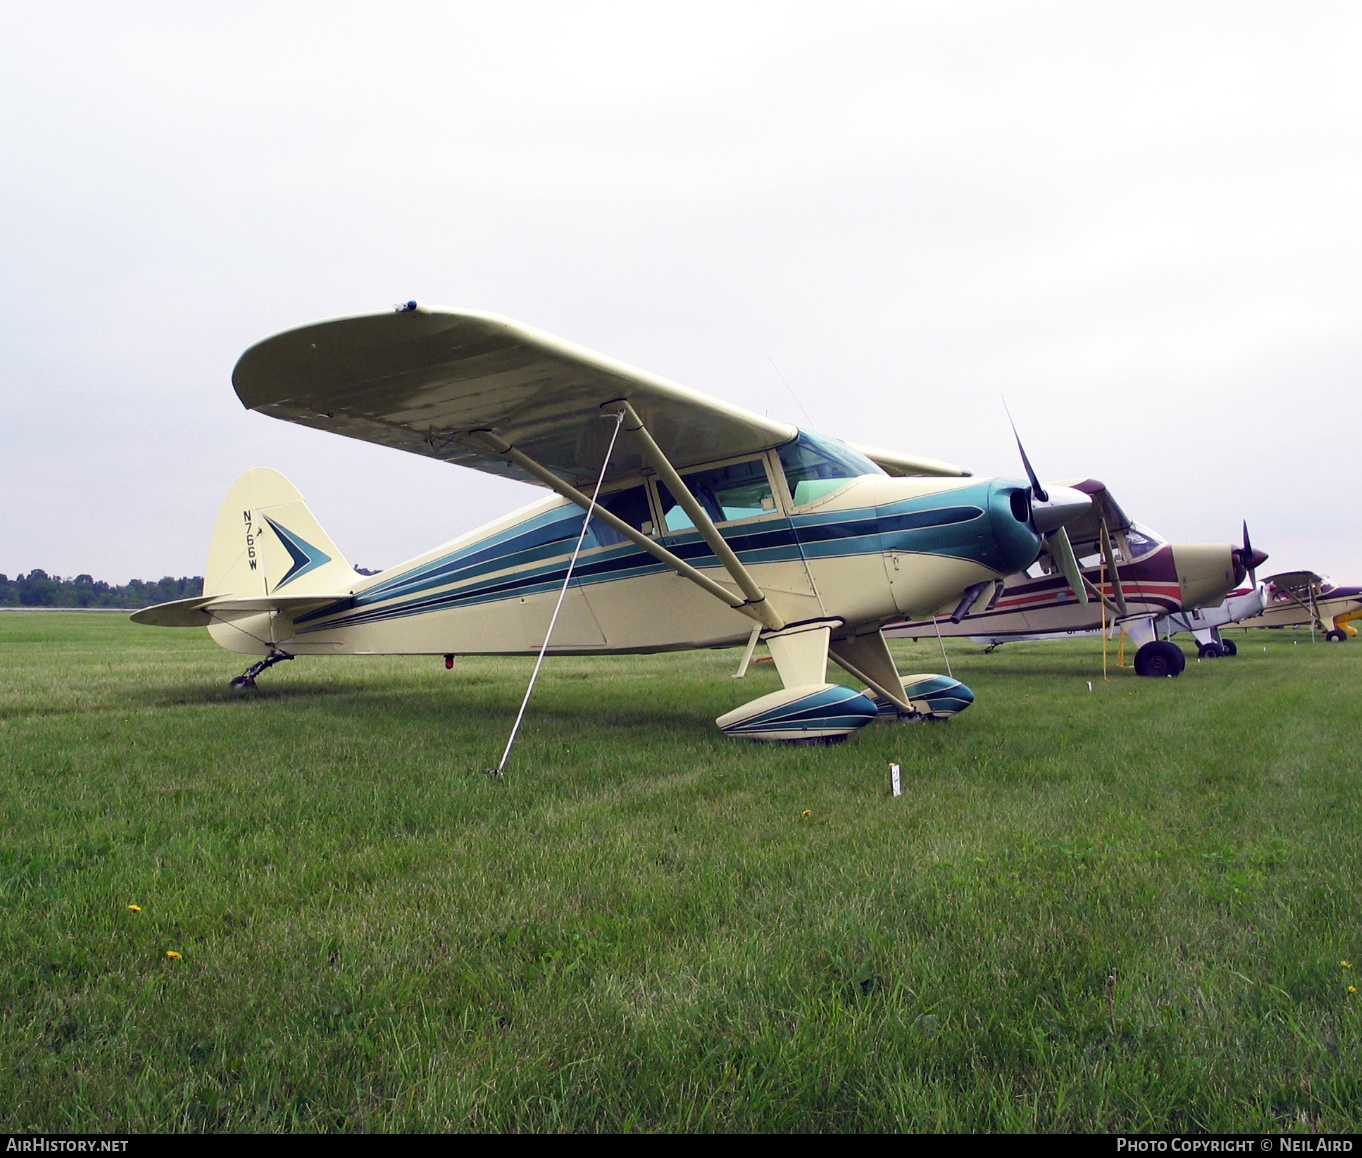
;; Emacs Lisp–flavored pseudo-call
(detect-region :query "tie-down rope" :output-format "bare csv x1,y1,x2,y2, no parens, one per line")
490,411,626,776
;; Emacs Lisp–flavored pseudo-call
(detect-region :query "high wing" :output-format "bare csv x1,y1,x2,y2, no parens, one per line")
1046,478,1134,556
232,306,800,488
851,443,970,479
1263,570,1323,593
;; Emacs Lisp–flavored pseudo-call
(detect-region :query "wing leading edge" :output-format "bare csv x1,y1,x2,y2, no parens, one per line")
232,307,799,488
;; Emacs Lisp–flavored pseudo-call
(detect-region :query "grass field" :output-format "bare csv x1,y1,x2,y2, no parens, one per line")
3,612,1361,1133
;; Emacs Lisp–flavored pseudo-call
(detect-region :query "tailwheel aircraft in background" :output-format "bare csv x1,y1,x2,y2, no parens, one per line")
884,479,1267,678
134,304,1092,743
1225,572,1362,641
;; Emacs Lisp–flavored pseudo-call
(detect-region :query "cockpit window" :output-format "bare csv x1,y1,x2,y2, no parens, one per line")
658,458,776,533
776,431,884,505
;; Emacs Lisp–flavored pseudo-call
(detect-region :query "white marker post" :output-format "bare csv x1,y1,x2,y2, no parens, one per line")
889,762,902,797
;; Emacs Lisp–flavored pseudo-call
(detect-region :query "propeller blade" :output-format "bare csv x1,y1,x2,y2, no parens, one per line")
1237,520,1267,587
1044,526,1089,605
1099,521,1128,617
1003,401,1048,503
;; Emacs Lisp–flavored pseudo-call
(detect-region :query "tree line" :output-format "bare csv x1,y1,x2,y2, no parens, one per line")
0,571,203,608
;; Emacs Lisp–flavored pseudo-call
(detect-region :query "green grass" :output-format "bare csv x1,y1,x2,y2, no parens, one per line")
3,612,1361,1132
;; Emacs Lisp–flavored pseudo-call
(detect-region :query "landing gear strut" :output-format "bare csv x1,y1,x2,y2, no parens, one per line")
230,649,294,689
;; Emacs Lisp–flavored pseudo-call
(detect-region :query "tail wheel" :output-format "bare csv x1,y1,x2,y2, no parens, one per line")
1134,640,1186,677
1220,639,1237,657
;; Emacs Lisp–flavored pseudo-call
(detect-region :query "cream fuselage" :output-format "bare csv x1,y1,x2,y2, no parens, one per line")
209,471,1042,657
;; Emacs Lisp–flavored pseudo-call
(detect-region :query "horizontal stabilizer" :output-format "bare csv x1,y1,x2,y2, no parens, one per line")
130,596,219,627
132,593,351,628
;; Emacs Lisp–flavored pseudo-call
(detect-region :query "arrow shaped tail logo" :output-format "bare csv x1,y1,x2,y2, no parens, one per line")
262,514,332,590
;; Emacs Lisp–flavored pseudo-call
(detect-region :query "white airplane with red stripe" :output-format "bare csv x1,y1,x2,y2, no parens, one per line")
885,479,1267,678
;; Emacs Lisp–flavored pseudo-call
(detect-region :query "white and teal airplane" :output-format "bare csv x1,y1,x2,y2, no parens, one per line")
136,305,1089,742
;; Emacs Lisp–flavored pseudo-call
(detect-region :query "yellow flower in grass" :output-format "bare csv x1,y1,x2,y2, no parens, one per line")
1343,961,1353,969
165,951,181,959
127,905,141,913
801,810,812,818
1349,986,1357,994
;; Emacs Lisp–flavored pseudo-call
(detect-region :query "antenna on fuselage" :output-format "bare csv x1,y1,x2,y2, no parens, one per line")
769,356,821,433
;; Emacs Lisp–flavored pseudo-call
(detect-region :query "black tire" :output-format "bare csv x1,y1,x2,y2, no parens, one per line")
1135,640,1186,678
1198,642,1223,659
1325,629,1346,643
1220,639,1237,657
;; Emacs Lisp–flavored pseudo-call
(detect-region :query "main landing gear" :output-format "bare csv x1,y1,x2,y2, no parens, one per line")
1325,629,1348,643
1198,639,1238,658
716,622,975,742
1134,640,1185,677
230,649,294,689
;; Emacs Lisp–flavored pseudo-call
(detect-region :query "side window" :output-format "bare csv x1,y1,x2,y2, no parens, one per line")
589,484,653,547
776,431,883,505
657,458,775,533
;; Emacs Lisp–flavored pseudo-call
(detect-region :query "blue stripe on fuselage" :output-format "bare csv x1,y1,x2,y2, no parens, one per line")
295,482,1002,633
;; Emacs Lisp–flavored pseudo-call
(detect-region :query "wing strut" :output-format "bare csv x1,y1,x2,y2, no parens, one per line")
1044,527,1089,605
466,429,774,629
605,400,784,631
1082,575,1125,618
1098,521,1129,618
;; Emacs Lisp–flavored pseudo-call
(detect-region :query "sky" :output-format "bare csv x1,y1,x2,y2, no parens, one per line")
2,1,1359,583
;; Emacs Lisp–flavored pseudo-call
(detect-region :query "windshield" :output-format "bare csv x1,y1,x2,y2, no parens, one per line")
776,431,884,505
1123,523,1166,560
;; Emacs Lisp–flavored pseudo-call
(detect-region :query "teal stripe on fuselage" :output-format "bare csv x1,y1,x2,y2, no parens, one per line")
297,480,1017,634
359,505,587,604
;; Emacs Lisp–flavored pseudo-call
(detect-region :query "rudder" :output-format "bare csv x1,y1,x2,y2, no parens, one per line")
206,468,355,598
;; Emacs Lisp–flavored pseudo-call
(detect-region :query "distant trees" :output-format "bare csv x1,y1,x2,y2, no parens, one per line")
0,571,203,608
0,567,387,607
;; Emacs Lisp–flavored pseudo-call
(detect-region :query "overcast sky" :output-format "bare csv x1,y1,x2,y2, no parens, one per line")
3,2,1358,584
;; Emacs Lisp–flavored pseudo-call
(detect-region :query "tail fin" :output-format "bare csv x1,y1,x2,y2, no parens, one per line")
206,467,355,598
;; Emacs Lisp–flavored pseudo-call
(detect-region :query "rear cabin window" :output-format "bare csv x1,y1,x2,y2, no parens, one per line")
658,458,776,533
588,484,653,547
776,432,883,505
